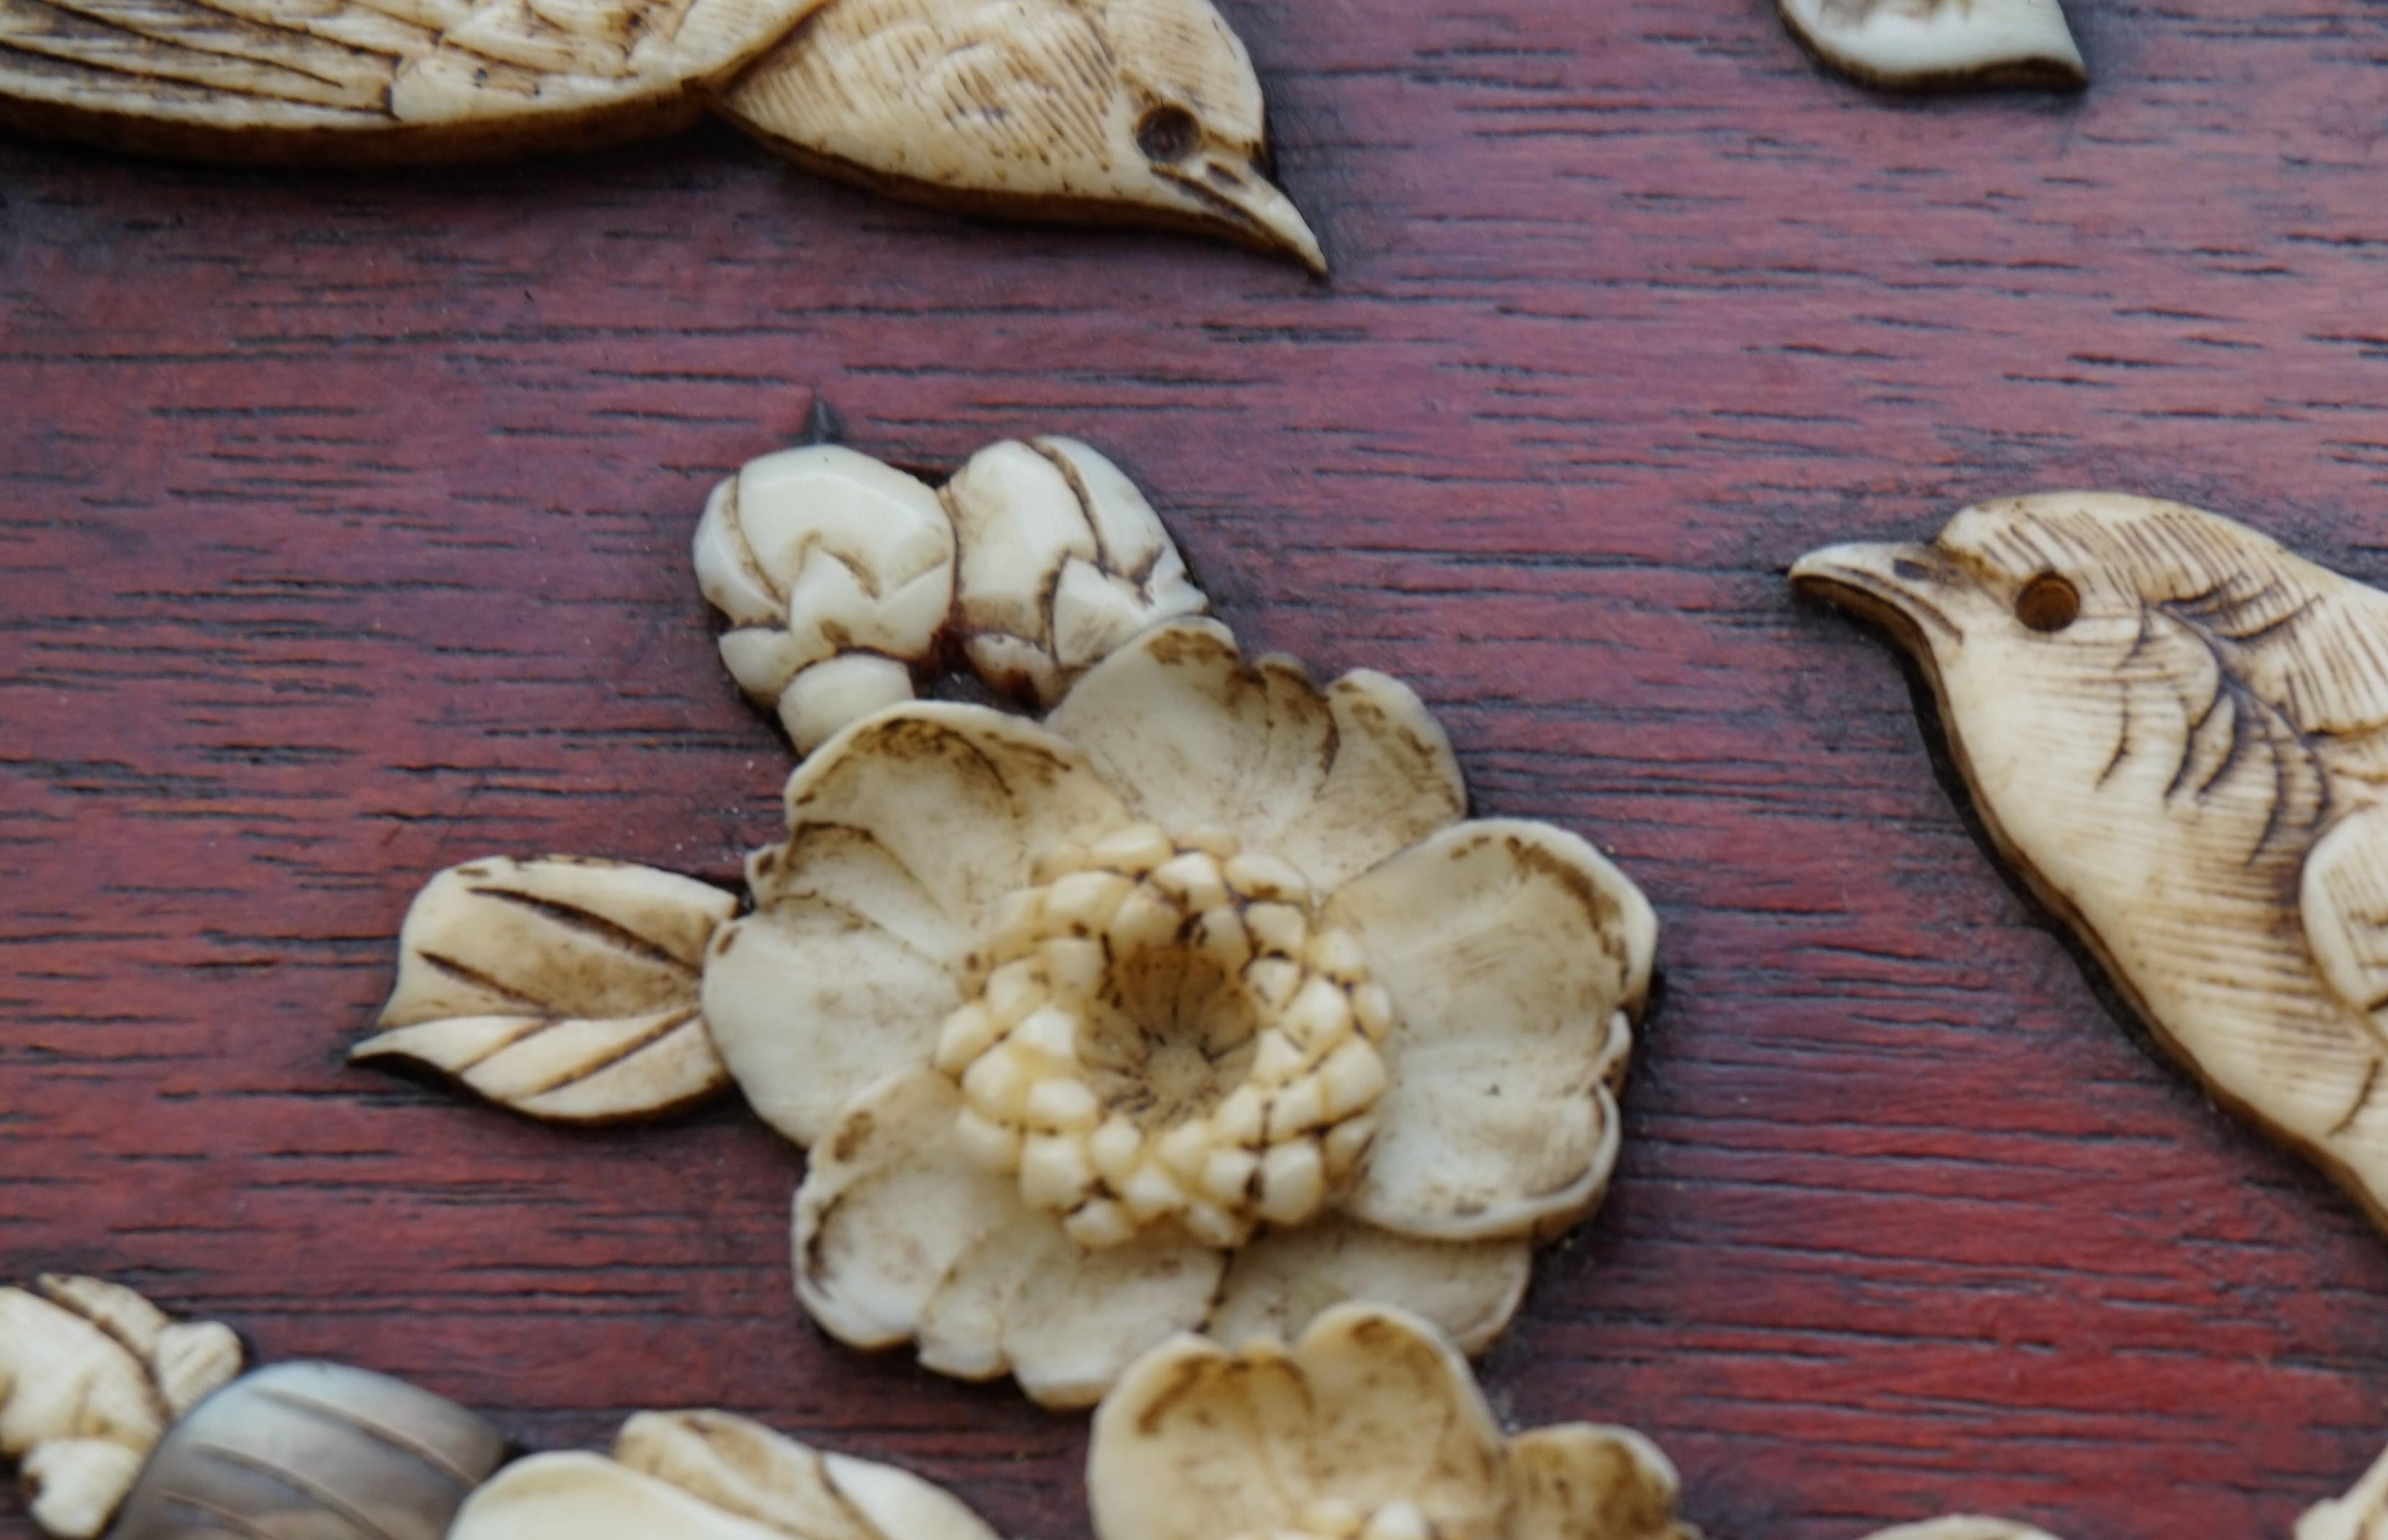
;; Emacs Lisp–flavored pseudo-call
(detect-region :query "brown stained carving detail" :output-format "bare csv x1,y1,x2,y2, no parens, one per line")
0,0,1324,268
1793,494,2388,1238
352,854,740,1124
0,1279,241,1539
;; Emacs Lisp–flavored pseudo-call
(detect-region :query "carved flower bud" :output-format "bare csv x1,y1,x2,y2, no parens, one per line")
694,445,957,752
0,1277,245,1540
944,438,1208,705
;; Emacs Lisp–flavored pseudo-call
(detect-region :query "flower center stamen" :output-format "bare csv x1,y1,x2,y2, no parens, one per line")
932,822,1393,1249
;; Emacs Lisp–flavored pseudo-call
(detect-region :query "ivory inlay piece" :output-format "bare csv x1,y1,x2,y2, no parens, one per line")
0,1275,998,1540
695,435,1207,753
453,1410,1000,1540
1779,0,2086,90
359,438,1661,1406
0,0,1325,270
1087,1304,1694,1540
1794,495,2388,1234
354,853,738,1124
2303,1440,2388,1540
0,1278,240,1538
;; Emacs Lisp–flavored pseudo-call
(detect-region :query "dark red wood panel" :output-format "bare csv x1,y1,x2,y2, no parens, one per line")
4,3,2387,1536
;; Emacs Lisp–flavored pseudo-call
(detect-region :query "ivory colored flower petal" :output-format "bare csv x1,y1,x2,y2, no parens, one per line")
1779,0,2086,91
451,1451,789,1540
703,897,963,1147
767,703,1133,952
1047,620,1467,890
794,1069,1023,1352
1206,1217,1528,1355
1090,1304,1510,1540
613,1410,1000,1540
1326,821,1657,1242
1503,1424,1692,1540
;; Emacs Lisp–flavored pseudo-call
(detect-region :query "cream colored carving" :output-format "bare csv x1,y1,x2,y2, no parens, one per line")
695,445,958,753
1780,0,2086,90
2302,1440,2388,1540
695,436,1211,753
944,437,1211,706
1088,1303,1693,1540
1794,495,2388,1236
353,855,738,1123
706,617,1657,1405
0,0,1323,269
0,1277,241,1539
451,1411,999,1540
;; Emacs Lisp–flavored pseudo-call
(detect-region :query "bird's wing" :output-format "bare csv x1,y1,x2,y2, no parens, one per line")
0,0,821,160
2302,801,2388,1053
717,0,1134,205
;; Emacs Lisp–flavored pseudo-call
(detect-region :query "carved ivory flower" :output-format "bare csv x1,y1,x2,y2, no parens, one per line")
700,617,1658,1405
1088,1303,1694,1540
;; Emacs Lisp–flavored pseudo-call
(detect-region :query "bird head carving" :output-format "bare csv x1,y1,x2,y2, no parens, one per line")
1789,493,2347,815
718,0,1326,272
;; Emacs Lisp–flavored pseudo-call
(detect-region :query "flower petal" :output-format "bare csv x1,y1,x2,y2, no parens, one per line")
792,1069,1022,1351
761,703,1133,960
1207,1217,1528,1355
915,1218,1223,1410
1325,820,1657,1241
1087,1304,1508,1540
1087,1334,1321,1540
703,897,962,1148
1046,621,1465,890
1503,1424,1691,1540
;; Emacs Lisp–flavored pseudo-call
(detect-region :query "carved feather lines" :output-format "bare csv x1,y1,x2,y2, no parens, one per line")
0,0,400,112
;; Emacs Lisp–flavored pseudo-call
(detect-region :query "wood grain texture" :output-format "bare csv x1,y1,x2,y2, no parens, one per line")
1,1,2385,1537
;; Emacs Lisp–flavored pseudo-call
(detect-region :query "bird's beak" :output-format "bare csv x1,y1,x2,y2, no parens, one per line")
1790,540,1967,643
1162,156,1326,276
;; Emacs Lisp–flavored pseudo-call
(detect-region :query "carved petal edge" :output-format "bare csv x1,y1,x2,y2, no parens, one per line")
1778,0,2086,91
0,1278,241,1539
451,1410,1000,1540
356,855,738,1124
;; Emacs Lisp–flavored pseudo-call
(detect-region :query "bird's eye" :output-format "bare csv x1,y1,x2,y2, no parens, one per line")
1136,105,1200,163
2015,572,2081,633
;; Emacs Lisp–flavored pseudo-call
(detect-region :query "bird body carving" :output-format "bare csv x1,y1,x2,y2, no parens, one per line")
0,0,1324,268
1794,494,2388,1233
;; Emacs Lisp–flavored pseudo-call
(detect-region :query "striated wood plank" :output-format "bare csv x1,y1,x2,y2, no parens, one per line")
2,1,2387,1537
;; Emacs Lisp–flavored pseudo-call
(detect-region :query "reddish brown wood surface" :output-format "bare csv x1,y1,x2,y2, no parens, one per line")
4,3,2387,1536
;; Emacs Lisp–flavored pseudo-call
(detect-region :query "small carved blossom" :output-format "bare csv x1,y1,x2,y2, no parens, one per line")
702,618,1658,1405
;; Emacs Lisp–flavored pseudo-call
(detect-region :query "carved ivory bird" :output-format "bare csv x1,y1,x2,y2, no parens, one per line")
0,0,1326,270
1778,0,2086,89
1793,494,2388,1233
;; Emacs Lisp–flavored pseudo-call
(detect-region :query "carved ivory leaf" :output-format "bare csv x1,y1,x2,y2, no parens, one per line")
1087,1303,1693,1540
451,1410,1000,1540
1779,0,2086,90
353,854,738,1123
106,1361,512,1540
1793,494,2388,1235
0,1277,240,1539
693,434,1211,753
0,0,1324,268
